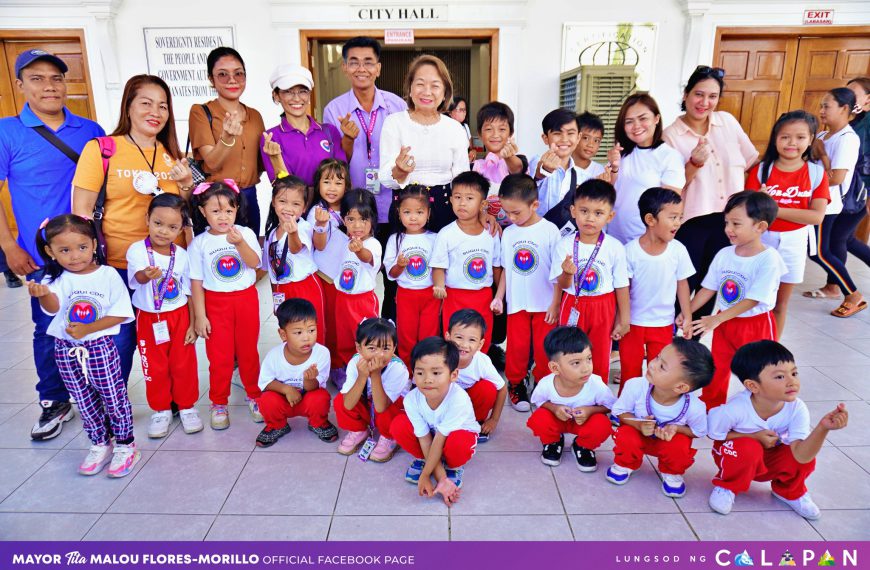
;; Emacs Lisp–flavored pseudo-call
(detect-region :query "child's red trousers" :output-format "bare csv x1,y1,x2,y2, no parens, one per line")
136,306,199,411
258,387,331,430
396,285,441,368
618,324,673,394
443,287,493,352
506,311,555,385
204,287,261,405
334,392,404,439
526,407,612,448
465,381,498,422
274,273,326,345
390,412,478,468
334,290,380,366
558,291,616,382
712,439,815,500
612,424,696,474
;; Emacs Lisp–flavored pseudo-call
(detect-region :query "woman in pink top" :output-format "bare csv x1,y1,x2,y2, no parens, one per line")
663,66,759,319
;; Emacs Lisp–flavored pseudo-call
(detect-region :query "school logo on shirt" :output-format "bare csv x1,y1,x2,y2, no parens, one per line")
158,276,181,302
213,253,243,282
339,266,357,291
719,277,744,305
320,139,332,153
512,246,538,275
463,255,488,283
404,247,430,281
66,296,100,325
579,268,600,293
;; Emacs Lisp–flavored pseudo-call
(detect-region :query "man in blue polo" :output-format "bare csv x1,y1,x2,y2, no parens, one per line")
0,48,105,440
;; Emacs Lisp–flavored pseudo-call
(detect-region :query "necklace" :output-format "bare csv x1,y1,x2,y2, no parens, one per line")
409,110,440,133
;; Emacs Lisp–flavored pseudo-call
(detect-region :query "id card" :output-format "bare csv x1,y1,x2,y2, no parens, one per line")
272,292,286,314
566,307,580,327
153,320,170,345
365,167,380,195
358,438,376,462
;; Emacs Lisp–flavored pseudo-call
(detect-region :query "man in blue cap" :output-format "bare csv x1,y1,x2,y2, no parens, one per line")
0,48,105,440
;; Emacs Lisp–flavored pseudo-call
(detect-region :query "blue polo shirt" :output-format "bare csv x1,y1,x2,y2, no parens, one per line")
0,103,104,265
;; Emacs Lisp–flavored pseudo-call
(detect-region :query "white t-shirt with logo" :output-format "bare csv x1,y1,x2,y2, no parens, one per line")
530,373,617,409
431,221,502,289
626,238,695,327
262,221,318,285
126,240,191,314
612,377,707,437
257,343,331,391
43,266,135,343
341,354,412,403
707,389,810,444
549,232,629,296
383,231,437,289
188,226,260,292
701,246,786,317
334,236,382,295
501,218,560,314
404,383,481,437
457,351,506,390
306,204,349,282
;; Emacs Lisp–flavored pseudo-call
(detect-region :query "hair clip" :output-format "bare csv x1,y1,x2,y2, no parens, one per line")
275,170,289,180
191,182,212,196
38,218,49,230
223,179,241,193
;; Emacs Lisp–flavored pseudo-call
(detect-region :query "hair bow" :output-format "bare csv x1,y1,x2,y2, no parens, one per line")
192,179,241,196
38,218,50,230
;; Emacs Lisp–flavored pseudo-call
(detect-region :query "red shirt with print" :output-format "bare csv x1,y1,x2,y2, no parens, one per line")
746,162,831,232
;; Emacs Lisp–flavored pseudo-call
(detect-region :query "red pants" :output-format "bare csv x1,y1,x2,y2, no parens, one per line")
204,287,261,405
558,291,616,382
274,273,325,345
390,412,478,468
443,287,493,352
334,290,380,366
612,424,696,474
317,274,341,369
396,286,441,368
465,381,498,421
527,407,613,447
334,393,404,438
506,311,555,385
704,312,777,410
258,387,331,430
618,324,674,395
136,307,199,410
712,439,815,500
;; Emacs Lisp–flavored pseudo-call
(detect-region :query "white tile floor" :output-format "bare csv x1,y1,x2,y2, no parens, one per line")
0,260,868,541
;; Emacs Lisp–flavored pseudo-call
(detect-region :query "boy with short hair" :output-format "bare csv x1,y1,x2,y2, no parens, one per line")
432,171,502,352
620,187,695,391
445,309,507,442
491,173,561,410
530,109,581,217
607,338,714,497
550,179,630,383
255,299,337,447
390,336,480,506
689,191,787,410
707,340,848,519
572,111,613,183
527,326,616,472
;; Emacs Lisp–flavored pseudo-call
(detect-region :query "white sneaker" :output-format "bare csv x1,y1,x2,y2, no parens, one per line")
661,473,686,498
709,486,736,515
246,397,264,423
772,491,821,520
605,464,633,485
79,443,113,476
179,408,204,434
108,442,141,478
147,410,172,439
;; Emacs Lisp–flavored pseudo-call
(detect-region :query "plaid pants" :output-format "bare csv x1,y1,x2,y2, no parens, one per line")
55,336,134,445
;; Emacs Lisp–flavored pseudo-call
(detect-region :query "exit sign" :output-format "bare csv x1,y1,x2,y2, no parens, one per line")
803,10,834,25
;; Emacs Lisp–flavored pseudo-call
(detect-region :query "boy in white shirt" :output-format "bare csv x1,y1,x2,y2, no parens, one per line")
255,299,337,448
620,187,695,391
606,338,714,497
390,337,480,506
445,309,507,443
707,341,848,519
689,191,787,409
530,109,581,217
571,112,614,184
527,326,616,472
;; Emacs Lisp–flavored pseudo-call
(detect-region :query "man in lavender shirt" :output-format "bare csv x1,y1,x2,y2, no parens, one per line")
323,36,407,319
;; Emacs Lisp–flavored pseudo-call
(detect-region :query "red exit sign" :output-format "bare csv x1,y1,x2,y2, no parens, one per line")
803,9,834,25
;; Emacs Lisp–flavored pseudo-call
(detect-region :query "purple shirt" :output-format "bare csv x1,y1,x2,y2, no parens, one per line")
261,115,346,186
323,88,407,222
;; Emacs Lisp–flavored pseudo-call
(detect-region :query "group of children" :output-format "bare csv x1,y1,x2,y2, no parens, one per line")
25,99,848,520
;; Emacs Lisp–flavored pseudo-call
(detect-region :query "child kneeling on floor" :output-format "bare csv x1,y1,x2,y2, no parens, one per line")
707,340,848,519
527,326,616,472
606,338,714,497
390,337,480,506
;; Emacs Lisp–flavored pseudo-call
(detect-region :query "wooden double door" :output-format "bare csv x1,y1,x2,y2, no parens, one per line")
714,30,870,154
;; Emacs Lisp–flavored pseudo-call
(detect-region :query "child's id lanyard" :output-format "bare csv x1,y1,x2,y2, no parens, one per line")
357,388,378,463
354,109,381,195
645,385,690,436
145,238,176,344
566,231,604,327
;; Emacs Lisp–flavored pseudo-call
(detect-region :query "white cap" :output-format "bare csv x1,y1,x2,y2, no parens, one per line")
269,64,313,91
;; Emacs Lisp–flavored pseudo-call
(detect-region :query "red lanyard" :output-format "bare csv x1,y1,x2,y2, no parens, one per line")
354,108,379,163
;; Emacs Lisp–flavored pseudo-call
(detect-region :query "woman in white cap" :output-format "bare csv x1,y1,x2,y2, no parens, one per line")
260,64,348,186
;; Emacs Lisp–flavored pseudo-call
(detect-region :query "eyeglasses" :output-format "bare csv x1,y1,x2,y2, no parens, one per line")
278,88,310,100
345,59,378,71
694,65,725,79
214,70,246,83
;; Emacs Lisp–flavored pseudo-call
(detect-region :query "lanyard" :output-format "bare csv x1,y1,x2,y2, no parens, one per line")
129,134,157,174
645,385,691,427
145,237,176,312
269,234,290,279
320,199,344,228
354,108,379,163
572,231,604,303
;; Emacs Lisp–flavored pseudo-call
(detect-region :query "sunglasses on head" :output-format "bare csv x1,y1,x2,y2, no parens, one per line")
695,65,726,79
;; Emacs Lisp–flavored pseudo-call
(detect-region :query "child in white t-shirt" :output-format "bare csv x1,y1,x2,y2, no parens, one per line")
620,187,695,392
527,327,616,472
571,112,614,185
606,338,714,498
707,340,848,520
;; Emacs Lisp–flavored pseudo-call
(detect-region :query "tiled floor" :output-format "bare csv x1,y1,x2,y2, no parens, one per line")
1,260,868,542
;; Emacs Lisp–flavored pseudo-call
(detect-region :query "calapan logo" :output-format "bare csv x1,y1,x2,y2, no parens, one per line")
720,277,744,305
404,250,429,281
158,276,181,301
464,255,487,283
213,253,243,282
513,246,538,275
339,266,357,291
67,296,100,325
320,139,332,153
715,548,857,567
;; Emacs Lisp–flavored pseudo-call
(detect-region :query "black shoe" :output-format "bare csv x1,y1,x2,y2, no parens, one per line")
508,382,531,412
308,421,339,442
255,425,291,447
572,441,597,472
30,400,74,441
4,270,22,289
487,344,506,372
477,421,490,443
541,435,564,466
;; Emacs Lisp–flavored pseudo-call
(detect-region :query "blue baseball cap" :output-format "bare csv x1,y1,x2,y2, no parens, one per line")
15,49,68,78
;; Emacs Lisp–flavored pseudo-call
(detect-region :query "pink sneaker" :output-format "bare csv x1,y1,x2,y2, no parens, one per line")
337,430,368,455
369,436,397,463
107,442,141,478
